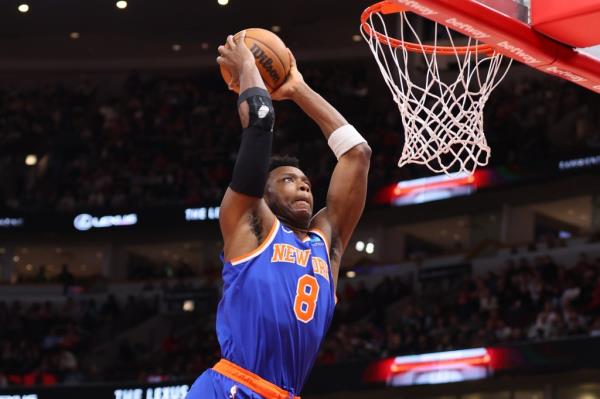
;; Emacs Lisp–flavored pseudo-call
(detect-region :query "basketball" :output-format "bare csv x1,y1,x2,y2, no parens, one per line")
220,28,291,93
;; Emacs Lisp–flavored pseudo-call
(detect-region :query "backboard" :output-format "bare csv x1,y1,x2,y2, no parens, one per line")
388,0,600,93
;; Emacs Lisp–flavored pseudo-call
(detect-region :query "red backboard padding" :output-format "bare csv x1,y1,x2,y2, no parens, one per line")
386,0,600,93
531,0,600,48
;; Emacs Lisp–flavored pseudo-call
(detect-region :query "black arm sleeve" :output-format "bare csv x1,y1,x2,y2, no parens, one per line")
229,87,274,198
229,126,273,197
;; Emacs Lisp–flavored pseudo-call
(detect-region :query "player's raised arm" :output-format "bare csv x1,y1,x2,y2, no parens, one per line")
216,32,276,261
272,51,371,278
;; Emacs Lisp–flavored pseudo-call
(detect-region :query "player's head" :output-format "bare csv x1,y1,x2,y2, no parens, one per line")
265,155,313,230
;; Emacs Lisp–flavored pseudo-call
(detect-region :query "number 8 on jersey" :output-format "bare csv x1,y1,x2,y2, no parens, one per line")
294,275,319,323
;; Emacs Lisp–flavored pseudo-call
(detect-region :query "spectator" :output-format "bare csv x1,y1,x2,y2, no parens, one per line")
58,265,74,295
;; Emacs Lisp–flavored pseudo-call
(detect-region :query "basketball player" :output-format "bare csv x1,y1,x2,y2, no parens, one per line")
186,32,371,399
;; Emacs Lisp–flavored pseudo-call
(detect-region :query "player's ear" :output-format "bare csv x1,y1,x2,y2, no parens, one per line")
263,177,272,197
264,176,280,200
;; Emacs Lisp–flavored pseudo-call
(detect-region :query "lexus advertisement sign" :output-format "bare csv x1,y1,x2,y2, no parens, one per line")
1,383,190,399
0,206,219,235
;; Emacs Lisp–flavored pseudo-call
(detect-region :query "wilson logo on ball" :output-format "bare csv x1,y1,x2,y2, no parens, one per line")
250,44,281,83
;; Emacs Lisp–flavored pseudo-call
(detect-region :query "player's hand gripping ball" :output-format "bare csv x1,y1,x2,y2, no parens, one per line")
219,28,291,93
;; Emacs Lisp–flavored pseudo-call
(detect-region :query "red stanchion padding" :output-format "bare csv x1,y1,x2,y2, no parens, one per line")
532,0,600,48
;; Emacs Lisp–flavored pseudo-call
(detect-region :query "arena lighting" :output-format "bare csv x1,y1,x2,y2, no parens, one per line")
271,25,281,32
116,1,127,10
394,172,475,196
201,42,209,50
25,154,37,166
365,242,375,254
384,171,478,206
70,32,80,40
374,167,525,206
352,34,362,42
18,3,29,13
217,0,229,5
355,240,365,251
182,300,195,312
391,348,490,372
346,270,357,278
387,348,492,386
172,44,182,52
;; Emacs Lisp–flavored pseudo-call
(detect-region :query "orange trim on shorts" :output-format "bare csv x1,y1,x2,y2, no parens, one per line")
229,220,279,265
213,359,300,399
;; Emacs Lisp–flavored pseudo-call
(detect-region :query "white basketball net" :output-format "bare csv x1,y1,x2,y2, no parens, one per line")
361,9,512,175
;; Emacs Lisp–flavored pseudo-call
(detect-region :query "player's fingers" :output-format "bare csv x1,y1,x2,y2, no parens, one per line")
226,35,236,49
216,56,231,66
287,48,297,69
236,30,247,48
217,45,228,55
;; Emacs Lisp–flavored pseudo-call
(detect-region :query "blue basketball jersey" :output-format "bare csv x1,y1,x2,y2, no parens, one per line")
215,219,336,395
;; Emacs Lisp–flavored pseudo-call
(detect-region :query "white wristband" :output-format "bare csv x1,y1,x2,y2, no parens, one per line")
327,124,367,160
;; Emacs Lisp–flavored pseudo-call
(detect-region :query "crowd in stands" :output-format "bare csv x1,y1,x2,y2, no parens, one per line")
1,64,600,213
2,62,600,388
485,77,600,171
132,316,220,384
0,67,378,212
0,294,158,387
319,253,600,363
124,252,600,382
2,248,600,387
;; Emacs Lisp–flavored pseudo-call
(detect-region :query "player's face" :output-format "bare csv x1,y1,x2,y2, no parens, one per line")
265,166,314,229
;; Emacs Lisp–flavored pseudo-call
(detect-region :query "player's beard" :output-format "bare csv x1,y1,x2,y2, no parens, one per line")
267,199,312,232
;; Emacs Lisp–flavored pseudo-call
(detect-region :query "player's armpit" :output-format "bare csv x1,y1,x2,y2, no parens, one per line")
220,192,276,262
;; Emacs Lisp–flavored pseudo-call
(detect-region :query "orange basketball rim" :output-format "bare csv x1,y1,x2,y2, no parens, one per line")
360,0,495,56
